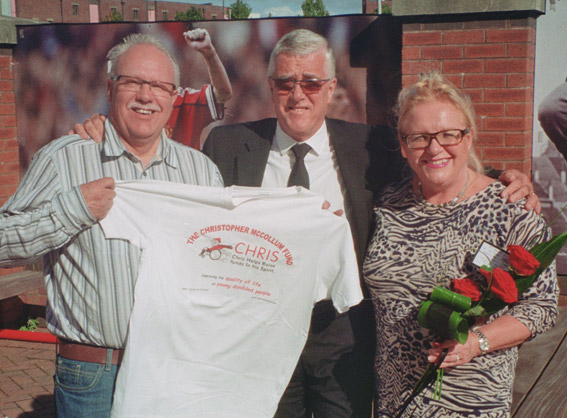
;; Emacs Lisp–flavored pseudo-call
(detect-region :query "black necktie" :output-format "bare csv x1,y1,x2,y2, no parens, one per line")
287,143,311,189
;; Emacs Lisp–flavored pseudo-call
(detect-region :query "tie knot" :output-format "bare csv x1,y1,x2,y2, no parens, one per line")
291,143,311,160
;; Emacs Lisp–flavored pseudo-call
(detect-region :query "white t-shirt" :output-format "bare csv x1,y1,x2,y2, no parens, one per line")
101,180,362,418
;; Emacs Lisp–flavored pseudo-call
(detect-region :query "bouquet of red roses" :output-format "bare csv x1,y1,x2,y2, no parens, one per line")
394,232,567,418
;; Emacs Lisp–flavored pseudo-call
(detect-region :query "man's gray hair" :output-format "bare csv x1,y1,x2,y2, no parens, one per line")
267,29,335,79
107,33,180,87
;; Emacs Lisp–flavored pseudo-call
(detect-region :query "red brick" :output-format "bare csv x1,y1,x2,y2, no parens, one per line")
476,131,505,146
2,115,17,127
421,45,463,60
484,160,504,170
0,127,16,138
401,74,420,87
443,60,484,74
484,117,532,131
485,58,533,73
444,74,464,88
461,88,483,102
403,31,442,46
0,150,18,162
422,22,464,31
0,139,18,150
0,173,19,185
5,162,20,173
475,103,505,118
0,56,11,68
443,30,485,45
464,74,506,88
0,68,13,80
500,161,530,174
0,80,13,91
7,139,18,149
506,132,532,146
1,92,15,104
506,103,533,117
486,28,535,44
402,60,442,76
0,162,20,175
508,43,535,58
482,146,527,161
507,73,534,88
14,0,224,22
465,44,506,58
464,20,507,30
0,104,15,115
402,46,420,60
484,88,533,102
0,184,18,200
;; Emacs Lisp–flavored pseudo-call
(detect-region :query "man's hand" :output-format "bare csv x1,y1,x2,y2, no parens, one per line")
184,28,214,57
68,114,106,143
499,169,541,213
80,177,116,220
322,200,344,217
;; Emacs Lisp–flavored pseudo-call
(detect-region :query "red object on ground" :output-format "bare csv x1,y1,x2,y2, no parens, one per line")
0,328,57,343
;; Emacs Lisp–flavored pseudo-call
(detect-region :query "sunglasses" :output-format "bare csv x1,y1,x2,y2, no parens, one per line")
270,77,330,95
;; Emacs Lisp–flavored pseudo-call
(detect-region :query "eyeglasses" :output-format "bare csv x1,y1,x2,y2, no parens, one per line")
111,75,177,97
270,77,330,95
401,128,470,149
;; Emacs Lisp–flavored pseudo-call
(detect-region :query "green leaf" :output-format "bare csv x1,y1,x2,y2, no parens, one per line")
530,232,567,271
516,233,567,294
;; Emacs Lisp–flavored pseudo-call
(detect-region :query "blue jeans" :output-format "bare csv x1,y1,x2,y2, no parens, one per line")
54,354,119,418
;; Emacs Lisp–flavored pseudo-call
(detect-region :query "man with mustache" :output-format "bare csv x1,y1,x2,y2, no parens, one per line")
75,28,232,149
0,33,223,417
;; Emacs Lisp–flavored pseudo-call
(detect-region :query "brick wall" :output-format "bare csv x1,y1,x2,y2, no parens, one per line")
0,48,20,278
15,0,91,23
14,0,227,22
401,16,536,173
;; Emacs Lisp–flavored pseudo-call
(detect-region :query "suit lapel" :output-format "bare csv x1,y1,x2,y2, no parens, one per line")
235,119,276,186
327,119,373,261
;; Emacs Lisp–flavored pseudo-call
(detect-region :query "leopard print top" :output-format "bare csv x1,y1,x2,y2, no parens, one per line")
363,178,558,418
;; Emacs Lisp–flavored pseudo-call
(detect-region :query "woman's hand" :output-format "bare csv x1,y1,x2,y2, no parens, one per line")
427,331,480,368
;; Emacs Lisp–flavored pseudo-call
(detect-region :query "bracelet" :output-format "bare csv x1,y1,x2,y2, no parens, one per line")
472,328,490,355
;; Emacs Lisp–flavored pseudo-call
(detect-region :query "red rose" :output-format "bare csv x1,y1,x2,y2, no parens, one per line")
452,278,481,301
480,268,518,304
508,245,540,276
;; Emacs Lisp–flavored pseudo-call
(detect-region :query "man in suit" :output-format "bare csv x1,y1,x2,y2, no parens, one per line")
202,28,540,418
202,28,400,418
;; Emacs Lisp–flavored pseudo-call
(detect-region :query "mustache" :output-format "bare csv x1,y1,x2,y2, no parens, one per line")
127,102,161,112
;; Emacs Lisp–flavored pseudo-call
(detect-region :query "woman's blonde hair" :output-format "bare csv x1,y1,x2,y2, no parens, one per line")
396,72,484,174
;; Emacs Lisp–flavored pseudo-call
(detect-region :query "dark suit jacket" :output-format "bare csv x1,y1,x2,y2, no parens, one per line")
203,117,404,268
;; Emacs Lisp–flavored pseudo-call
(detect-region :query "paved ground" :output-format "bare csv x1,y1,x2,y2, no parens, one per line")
0,339,55,417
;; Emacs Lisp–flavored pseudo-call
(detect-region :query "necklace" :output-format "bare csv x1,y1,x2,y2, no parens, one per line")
417,171,470,208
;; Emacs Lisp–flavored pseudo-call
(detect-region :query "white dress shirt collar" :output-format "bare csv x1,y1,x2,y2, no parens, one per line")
273,120,329,156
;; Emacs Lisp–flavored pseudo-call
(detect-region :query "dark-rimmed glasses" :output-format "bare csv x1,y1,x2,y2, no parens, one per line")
401,128,470,149
111,75,177,97
270,77,330,95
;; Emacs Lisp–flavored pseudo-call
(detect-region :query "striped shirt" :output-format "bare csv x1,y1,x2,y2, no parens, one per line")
0,120,223,348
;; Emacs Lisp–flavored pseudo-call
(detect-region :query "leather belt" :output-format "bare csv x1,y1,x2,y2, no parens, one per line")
57,339,124,365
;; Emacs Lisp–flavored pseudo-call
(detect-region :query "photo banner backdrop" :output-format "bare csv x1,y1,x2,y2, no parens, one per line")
14,15,402,171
